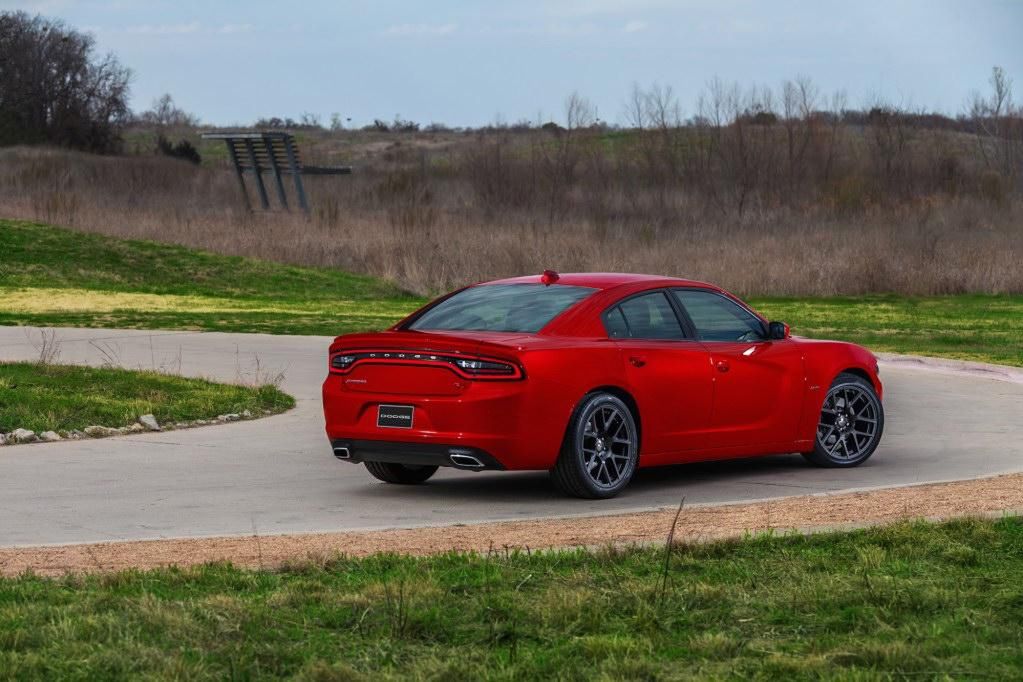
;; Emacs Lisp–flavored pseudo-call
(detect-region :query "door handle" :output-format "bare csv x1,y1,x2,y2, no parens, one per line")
716,360,730,373
628,355,647,368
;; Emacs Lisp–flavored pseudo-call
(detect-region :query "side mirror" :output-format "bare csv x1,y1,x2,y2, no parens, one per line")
768,321,790,340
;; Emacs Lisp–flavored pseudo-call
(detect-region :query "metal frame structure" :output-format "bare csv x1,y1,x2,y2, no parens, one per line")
201,131,351,212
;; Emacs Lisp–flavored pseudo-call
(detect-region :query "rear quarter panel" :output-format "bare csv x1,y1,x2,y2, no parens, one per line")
512,339,628,469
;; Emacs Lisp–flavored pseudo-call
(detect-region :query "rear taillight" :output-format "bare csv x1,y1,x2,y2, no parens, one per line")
453,358,518,377
328,350,523,380
331,354,356,371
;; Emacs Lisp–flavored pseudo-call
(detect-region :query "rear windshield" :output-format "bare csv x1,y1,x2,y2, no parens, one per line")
407,284,596,333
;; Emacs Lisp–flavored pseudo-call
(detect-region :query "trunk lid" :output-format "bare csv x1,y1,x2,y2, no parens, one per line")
329,330,530,396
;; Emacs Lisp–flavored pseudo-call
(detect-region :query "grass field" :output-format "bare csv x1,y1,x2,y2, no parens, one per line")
1,517,1021,679
0,362,294,434
2,219,1020,367
0,219,418,336
3,219,1021,677
750,295,1023,368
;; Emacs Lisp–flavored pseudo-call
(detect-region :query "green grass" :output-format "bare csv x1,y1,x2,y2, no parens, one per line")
1,219,1021,367
3,220,1022,677
2,517,1021,679
750,295,1023,368
0,362,294,433
0,219,422,336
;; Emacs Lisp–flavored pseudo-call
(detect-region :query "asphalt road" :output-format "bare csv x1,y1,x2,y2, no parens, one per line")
1,326,1021,547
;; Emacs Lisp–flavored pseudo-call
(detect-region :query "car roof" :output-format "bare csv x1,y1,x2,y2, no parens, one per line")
484,272,716,291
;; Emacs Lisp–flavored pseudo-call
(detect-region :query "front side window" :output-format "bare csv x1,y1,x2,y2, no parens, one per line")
609,291,685,340
672,289,766,342
408,284,596,333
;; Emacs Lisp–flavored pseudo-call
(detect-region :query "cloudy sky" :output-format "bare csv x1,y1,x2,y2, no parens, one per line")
6,0,1022,126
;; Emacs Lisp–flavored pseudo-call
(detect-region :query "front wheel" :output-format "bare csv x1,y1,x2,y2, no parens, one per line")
364,462,438,484
551,393,639,499
803,372,884,468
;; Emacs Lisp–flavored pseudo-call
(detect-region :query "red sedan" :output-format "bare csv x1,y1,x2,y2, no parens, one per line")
322,272,884,498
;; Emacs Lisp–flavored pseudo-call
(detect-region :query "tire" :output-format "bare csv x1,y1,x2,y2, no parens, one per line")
364,461,439,484
551,392,639,499
803,372,884,468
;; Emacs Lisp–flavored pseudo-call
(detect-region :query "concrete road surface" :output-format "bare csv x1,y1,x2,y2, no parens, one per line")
1,326,1021,547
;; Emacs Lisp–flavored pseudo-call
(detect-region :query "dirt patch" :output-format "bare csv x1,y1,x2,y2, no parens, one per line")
4,473,1023,577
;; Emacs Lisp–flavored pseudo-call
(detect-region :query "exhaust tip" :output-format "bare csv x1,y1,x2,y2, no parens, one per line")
333,446,352,460
449,450,485,469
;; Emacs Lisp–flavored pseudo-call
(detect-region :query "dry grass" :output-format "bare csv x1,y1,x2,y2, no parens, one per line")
0,287,409,317
0,138,1020,297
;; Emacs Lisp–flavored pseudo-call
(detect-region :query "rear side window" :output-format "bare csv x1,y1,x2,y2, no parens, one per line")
604,307,630,339
408,284,596,333
609,291,684,340
672,289,766,342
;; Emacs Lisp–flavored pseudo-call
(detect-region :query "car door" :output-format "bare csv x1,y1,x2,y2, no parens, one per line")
606,290,715,460
671,288,804,451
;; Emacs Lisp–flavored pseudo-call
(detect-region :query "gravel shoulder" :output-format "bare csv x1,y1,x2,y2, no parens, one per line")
4,472,1021,577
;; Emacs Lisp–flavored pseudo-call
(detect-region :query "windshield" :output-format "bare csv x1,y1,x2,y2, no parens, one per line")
407,284,596,333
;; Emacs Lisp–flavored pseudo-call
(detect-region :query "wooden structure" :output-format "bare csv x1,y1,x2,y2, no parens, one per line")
201,131,351,212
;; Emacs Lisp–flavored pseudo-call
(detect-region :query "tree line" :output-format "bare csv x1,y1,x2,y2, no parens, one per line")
0,11,130,152
2,7,1020,208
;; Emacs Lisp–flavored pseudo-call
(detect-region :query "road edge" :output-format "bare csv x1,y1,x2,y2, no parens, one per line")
4,471,1022,577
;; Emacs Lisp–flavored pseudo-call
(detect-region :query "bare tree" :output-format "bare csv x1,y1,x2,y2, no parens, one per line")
865,98,917,195
564,91,596,130
647,84,686,187
0,11,131,152
300,112,322,129
623,83,686,193
697,78,778,214
624,82,648,130
987,66,1011,118
780,76,818,202
522,92,599,222
818,89,848,186
137,94,199,128
645,83,683,131
968,66,1021,180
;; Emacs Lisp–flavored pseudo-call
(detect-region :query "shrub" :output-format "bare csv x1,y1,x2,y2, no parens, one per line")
155,135,202,165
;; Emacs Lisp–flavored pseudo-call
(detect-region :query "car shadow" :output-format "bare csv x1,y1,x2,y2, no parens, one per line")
355,453,814,506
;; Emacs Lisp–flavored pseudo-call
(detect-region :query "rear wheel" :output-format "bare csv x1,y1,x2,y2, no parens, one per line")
551,393,639,499
364,462,439,484
803,372,884,468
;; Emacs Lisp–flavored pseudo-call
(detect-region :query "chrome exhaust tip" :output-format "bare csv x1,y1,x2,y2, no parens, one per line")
333,446,351,460
449,451,485,469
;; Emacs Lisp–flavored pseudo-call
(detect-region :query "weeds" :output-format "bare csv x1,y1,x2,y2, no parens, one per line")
26,328,61,365
658,495,685,606
233,348,287,393
87,339,122,368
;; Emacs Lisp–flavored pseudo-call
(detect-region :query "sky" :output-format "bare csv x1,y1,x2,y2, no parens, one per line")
4,0,1022,127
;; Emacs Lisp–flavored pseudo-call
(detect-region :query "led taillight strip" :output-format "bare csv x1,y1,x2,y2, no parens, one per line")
329,350,524,380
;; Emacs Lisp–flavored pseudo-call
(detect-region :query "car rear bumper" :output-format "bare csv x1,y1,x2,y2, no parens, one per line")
322,374,570,470
329,439,506,470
